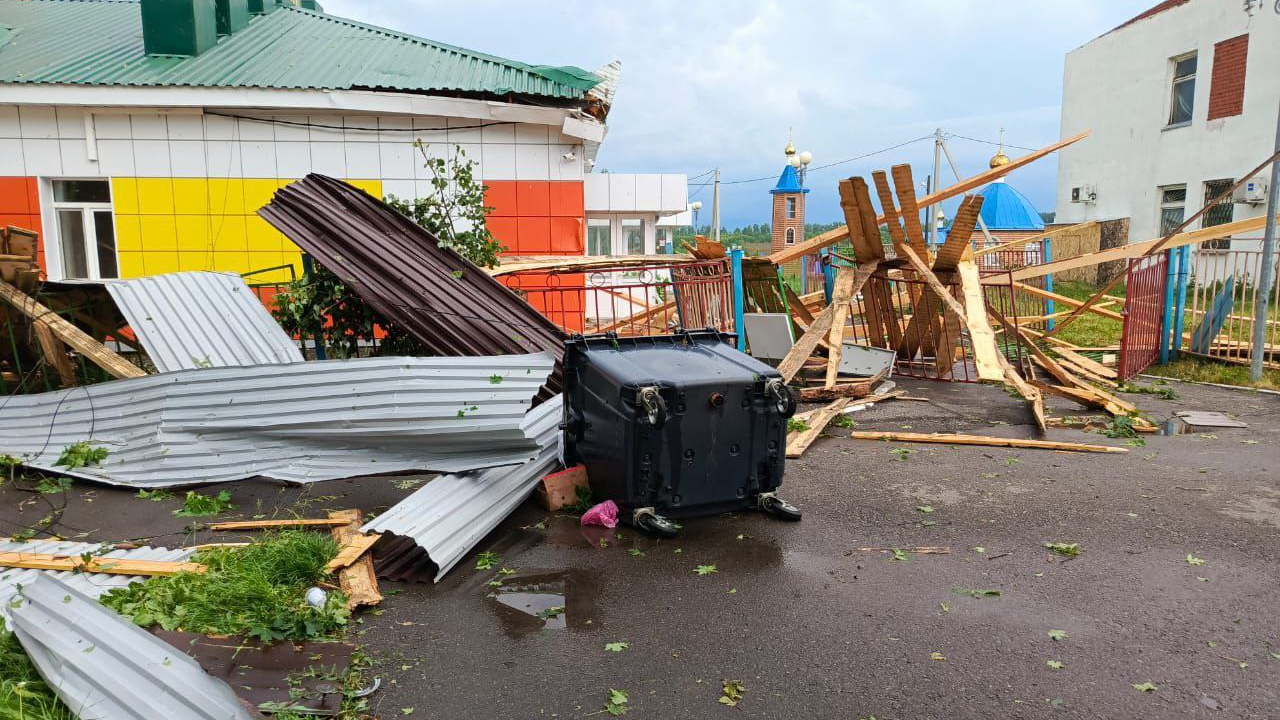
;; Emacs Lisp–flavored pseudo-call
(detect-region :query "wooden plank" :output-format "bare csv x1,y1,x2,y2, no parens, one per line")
783,286,815,324
847,430,1127,454
799,382,875,403
933,196,983,270
0,552,206,577
785,398,851,458
768,131,1091,265
824,266,858,388
324,531,382,573
1013,282,1125,321
596,298,676,333
955,259,1005,382
210,518,351,531
871,171,908,252
890,164,930,258
776,261,880,383
32,322,76,388
838,179,881,262
1050,344,1119,380
852,179,905,351
0,279,146,379
328,509,383,609
851,178,889,257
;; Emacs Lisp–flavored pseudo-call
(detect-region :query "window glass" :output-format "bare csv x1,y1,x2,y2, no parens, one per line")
1158,185,1186,236
53,180,111,204
93,210,119,278
622,219,644,255
57,209,89,278
587,218,611,255
1201,179,1235,250
785,227,796,245
654,227,670,252
1168,53,1196,126
786,197,796,219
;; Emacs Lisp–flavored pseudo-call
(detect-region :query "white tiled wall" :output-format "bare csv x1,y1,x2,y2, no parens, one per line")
584,173,689,214
0,105,587,190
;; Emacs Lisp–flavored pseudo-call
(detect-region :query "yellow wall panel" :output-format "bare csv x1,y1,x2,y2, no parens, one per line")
136,179,174,215
114,216,142,252
175,215,212,252
207,179,245,215
139,215,178,251
346,179,383,196
242,179,279,215
211,215,248,252
117,251,145,278
245,215,283,252
144,251,180,276
172,179,210,215
111,178,139,215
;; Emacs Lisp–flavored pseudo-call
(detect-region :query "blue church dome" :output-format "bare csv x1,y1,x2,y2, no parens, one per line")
978,180,1044,231
770,165,809,195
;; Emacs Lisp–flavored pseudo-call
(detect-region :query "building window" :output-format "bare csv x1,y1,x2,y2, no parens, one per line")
52,180,117,279
786,197,797,219
1201,179,1235,250
1158,185,1186,236
785,227,796,245
587,218,611,255
654,227,671,253
1167,53,1196,126
621,218,645,255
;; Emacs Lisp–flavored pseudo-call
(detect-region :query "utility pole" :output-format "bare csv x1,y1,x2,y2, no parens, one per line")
928,128,943,246
1250,103,1280,381
712,168,721,244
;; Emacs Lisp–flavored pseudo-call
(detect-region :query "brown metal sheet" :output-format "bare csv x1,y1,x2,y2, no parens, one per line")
259,175,566,392
153,629,355,716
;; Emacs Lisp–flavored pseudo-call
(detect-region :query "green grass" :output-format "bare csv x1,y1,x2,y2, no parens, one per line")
1047,280,1124,348
0,630,76,720
101,530,348,642
1143,356,1280,390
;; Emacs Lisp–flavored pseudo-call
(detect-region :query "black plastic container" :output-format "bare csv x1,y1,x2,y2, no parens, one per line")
563,329,801,536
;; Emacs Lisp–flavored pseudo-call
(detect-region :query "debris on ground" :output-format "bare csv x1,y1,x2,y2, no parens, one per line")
581,500,620,529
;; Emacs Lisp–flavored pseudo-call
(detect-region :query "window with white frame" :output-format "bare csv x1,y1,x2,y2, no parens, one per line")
587,218,611,255
786,197,797,219
1167,53,1196,126
52,180,117,279
621,218,645,255
785,227,796,245
1158,185,1186,236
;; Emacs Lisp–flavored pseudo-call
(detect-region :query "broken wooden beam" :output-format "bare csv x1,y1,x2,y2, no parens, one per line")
847,430,1127,453
0,279,146,380
210,518,352,531
785,398,851,458
777,261,880,383
0,551,206,577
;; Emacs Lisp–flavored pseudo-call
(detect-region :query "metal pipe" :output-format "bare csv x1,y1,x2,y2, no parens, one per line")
1251,103,1280,381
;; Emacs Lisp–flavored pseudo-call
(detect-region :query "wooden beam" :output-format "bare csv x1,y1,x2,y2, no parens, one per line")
799,382,875,403
871,171,909,252
838,179,882,262
328,509,383,609
786,398,851,458
32,323,76,388
0,551,206,576
825,265,857,388
1013,282,1125,321
0,279,146,379
955,258,1005,382
210,518,351,531
324,530,382,573
847,430,1127,454
890,164,931,259
933,196,983,270
776,261,880,383
768,131,1091,265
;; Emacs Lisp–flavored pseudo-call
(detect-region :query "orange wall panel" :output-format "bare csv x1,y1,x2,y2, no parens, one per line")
485,181,518,217
0,177,45,273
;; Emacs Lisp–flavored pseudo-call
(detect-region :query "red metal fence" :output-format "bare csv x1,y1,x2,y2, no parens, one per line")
502,259,734,336
1118,253,1169,380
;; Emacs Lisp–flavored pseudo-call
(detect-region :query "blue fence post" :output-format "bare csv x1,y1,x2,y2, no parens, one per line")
730,246,747,352
821,248,836,305
1042,237,1055,331
1172,245,1191,359
1159,248,1178,364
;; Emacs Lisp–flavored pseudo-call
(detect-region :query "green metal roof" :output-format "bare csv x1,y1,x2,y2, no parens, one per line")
0,0,600,101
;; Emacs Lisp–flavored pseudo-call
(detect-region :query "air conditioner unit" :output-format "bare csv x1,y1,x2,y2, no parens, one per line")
1070,184,1097,204
1233,176,1268,205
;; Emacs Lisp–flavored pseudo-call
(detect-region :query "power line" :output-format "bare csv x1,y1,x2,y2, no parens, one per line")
945,132,1036,153
687,134,935,186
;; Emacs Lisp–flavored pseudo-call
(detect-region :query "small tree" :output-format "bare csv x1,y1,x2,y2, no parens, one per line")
273,144,502,357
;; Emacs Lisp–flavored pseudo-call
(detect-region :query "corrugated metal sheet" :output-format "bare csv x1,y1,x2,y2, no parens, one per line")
0,0,598,99
0,539,196,622
9,575,257,720
260,174,566,394
56,272,303,373
364,394,562,582
0,353,554,487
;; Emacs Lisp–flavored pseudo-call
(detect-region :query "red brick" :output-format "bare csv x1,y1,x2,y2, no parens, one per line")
1207,34,1248,121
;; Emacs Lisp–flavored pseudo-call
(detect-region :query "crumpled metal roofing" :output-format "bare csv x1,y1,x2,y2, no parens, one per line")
0,538,196,623
55,272,303,373
364,394,563,582
0,0,599,99
0,353,554,487
9,575,257,720
260,174,567,394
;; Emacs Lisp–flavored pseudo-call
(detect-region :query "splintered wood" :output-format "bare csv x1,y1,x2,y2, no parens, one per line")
328,509,383,609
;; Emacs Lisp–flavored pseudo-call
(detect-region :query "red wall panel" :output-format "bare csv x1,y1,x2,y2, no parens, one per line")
0,177,45,273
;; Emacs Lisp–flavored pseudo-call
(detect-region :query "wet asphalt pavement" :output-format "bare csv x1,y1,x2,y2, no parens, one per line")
2,377,1278,719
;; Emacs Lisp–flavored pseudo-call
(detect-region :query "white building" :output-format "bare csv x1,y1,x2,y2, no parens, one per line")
1055,0,1279,251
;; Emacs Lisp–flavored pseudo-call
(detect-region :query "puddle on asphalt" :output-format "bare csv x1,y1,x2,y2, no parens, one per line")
1160,418,1193,435
485,569,598,637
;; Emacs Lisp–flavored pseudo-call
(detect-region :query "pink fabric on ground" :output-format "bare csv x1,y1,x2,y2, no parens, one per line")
580,500,619,528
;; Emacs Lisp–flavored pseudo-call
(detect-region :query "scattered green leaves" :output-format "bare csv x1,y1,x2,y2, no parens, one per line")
1186,553,1205,566
971,546,986,554
719,680,746,707
173,490,234,517
604,641,629,653
916,505,935,514
1046,660,1065,670
34,476,73,494
1102,416,1140,439
1132,682,1158,693
135,488,173,502
536,605,565,621
54,442,108,470
786,418,810,434
694,565,718,576
952,587,1001,598
890,448,913,461
475,551,500,571
890,549,911,562
1047,629,1069,641
628,548,646,557
929,651,947,661
1044,542,1081,557
489,374,504,384
563,485,595,516
603,688,629,716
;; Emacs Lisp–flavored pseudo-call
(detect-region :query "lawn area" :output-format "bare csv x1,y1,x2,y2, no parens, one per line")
1046,280,1124,348
1143,355,1280,390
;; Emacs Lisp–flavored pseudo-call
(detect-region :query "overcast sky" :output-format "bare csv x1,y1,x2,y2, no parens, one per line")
322,0,1157,227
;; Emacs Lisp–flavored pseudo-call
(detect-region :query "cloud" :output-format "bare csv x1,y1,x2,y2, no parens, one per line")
318,0,1155,225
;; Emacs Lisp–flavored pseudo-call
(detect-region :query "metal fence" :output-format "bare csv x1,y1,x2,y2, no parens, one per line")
502,259,734,336
1184,244,1280,367
1118,253,1169,380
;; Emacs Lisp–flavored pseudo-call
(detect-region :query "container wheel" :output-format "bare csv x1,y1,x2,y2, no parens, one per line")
758,493,803,521
634,509,679,538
